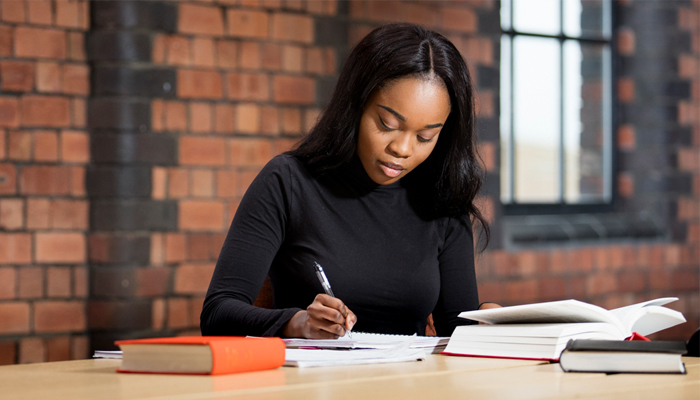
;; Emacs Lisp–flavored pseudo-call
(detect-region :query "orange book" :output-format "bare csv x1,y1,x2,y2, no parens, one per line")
115,336,285,375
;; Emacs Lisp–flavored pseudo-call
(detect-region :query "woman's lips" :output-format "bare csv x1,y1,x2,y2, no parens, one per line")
379,161,405,178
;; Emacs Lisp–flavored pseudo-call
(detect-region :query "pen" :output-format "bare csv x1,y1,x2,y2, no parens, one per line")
313,261,351,337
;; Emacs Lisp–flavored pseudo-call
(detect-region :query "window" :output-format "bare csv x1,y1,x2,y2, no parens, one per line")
500,0,613,212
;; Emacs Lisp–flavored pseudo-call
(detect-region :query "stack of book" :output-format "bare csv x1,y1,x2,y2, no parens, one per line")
559,339,687,374
443,297,686,362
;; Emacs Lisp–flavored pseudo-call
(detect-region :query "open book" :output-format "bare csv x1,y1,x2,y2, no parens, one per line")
283,331,449,354
443,297,686,361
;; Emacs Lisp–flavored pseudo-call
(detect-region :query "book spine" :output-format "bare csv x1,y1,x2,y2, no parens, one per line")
210,338,285,375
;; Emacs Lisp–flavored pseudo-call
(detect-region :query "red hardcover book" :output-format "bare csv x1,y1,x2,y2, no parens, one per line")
115,336,285,375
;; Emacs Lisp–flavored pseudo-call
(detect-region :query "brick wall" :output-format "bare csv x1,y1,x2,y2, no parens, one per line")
0,0,90,365
0,0,697,365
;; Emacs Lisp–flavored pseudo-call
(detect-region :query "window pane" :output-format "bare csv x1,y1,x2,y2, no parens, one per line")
564,0,611,39
563,41,611,203
500,35,512,203
501,0,512,31
513,0,560,36
513,36,561,203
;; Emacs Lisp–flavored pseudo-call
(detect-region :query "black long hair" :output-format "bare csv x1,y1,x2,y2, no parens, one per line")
289,23,489,247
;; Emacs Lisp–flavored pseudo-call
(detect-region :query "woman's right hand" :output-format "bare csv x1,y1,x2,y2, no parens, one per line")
282,294,357,338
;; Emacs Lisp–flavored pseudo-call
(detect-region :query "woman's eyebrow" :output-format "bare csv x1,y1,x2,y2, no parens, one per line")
377,104,444,129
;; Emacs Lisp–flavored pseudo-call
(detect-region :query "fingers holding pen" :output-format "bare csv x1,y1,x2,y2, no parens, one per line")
307,294,356,337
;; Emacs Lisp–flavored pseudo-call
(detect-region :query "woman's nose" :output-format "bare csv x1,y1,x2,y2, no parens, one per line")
387,133,412,158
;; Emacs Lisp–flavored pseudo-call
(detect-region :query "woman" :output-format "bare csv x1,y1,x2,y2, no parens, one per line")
201,23,493,339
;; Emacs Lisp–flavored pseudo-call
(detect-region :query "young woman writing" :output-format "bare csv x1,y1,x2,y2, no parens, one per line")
201,23,498,339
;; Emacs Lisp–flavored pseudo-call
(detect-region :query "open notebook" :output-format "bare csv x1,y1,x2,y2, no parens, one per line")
282,331,450,354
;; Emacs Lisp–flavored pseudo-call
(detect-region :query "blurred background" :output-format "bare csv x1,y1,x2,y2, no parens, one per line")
0,0,697,364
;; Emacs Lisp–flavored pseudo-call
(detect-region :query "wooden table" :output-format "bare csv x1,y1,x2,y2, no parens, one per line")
1,355,698,400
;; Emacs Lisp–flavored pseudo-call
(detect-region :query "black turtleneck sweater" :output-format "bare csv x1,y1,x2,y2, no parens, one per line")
200,154,479,337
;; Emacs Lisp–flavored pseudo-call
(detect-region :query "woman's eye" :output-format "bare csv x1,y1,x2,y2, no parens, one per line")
417,135,434,143
378,117,395,131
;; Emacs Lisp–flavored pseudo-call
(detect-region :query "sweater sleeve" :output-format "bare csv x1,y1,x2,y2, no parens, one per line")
431,216,480,337
200,156,302,337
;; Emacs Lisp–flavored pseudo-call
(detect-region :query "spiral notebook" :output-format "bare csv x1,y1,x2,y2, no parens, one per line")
282,332,449,354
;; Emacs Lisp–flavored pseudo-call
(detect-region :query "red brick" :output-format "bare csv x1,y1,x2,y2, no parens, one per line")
366,0,402,22
617,28,635,56
618,172,634,198
1,0,25,22
216,40,237,68
187,234,209,261
180,136,226,166
20,165,70,195
0,129,5,159
617,124,635,150
71,98,86,128
0,26,11,57
0,163,17,195
177,70,223,99
261,43,282,70
238,170,257,196
537,276,567,301
36,61,61,93
165,101,187,132
189,102,213,133
275,137,299,154
0,267,15,299
261,106,280,135
506,279,538,302
165,233,187,263
60,130,89,163
273,76,315,104
47,267,71,298
56,0,81,28
174,263,216,294
69,166,85,196
191,169,214,197
152,298,165,330
617,78,635,103
73,266,87,298
305,47,324,75
0,233,31,264
214,103,236,134
281,107,301,134
0,340,16,365
35,301,86,333
216,170,238,198
168,168,189,198
586,273,617,296
0,303,30,334
0,61,34,92
0,97,20,128
179,201,224,231
135,267,171,297
192,38,215,67
167,297,190,329
21,96,71,127
227,10,269,39
71,335,88,360
236,103,261,133
152,34,166,64
271,13,313,43
152,167,166,200
0,198,23,230
35,233,86,264
67,32,86,61
178,3,224,36
26,0,51,24
324,48,336,74
229,138,273,167
46,336,71,362
476,90,494,117
441,7,477,33
51,199,88,229
19,337,44,364
26,199,49,230
33,130,58,162
282,45,303,72
18,267,42,299
404,2,438,27
9,130,31,161
150,233,164,265
166,35,190,66
62,64,89,95
15,27,66,59
672,268,699,291
226,73,269,101
618,269,647,292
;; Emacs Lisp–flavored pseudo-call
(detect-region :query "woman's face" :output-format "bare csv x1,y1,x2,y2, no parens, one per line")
356,76,451,185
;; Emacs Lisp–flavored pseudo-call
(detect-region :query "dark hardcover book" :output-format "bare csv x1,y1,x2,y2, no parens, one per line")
559,339,687,374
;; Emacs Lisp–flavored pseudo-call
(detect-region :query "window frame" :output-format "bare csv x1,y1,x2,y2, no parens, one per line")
500,0,617,216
